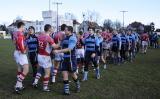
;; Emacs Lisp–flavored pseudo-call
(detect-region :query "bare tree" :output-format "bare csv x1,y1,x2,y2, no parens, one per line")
103,19,114,30
113,20,122,30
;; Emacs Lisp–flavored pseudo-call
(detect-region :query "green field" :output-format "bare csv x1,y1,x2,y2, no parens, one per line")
0,39,160,99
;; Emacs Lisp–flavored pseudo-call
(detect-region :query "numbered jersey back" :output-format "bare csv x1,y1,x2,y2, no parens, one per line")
38,33,55,56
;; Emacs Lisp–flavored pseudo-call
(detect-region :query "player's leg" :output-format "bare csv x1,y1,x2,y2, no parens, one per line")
43,67,51,92
129,49,133,62
32,54,43,87
70,59,80,93
141,41,145,53
101,50,106,69
51,53,61,83
14,52,29,93
145,42,148,53
112,51,116,64
76,49,81,74
82,53,90,81
120,49,123,63
29,52,38,78
91,55,100,79
51,60,60,83
111,46,117,64
14,51,22,79
15,63,29,93
62,71,70,95
71,72,80,93
80,49,85,73
117,50,121,65
32,66,43,88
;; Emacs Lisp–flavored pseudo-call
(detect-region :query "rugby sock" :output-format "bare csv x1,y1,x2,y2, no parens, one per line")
43,77,50,90
52,68,58,82
83,71,88,80
63,80,69,93
104,64,107,69
81,66,84,73
96,67,100,79
73,78,80,90
16,73,26,88
17,71,22,78
53,68,58,76
96,67,100,75
34,73,41,84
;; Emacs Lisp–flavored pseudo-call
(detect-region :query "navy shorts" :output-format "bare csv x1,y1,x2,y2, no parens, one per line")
61,57,77,73
28,52,38,66
112,46,119,52
121,44,127,51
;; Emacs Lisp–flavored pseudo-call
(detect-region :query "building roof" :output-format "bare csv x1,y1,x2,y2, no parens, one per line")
8,20,33,27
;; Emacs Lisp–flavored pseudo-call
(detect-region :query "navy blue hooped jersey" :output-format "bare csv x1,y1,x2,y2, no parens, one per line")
61,34,77,59
120,34,129,45
112,34,121,48
128,34,135,46
26,34,38,52
84,34,99,53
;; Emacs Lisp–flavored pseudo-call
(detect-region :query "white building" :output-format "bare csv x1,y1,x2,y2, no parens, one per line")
8,10,74,33
41,10,73,32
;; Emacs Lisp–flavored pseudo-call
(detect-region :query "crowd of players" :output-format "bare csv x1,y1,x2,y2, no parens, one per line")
12,21,158,95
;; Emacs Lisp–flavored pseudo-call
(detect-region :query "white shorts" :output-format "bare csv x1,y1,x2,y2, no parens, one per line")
54,53,64,61
14,50,28,66
76,49,85,58
142,41,148,47
103,42,112,50
38,54,52,69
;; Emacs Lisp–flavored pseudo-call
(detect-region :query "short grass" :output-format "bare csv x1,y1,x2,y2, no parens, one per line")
0,39,160,99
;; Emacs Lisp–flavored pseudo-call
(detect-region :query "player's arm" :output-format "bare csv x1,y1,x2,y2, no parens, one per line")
17,35,26,53
133,36,136,47
48,37,59,49
51,43,59,49
95,37,100,53
118,36,122,50
54,36,77,53
126,36,130,49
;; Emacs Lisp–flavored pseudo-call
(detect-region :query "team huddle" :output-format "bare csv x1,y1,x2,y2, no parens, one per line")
12,21,150,95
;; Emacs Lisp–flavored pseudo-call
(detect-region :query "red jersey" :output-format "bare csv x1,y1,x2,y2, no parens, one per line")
101,32,112,41
38,33,55,56
141,33,149,41
13,31,26,53
52,31,65,44
76,36,84,49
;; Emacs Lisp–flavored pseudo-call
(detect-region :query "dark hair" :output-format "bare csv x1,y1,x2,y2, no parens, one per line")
102,28,105,31
61,24,67,31
17,21,25,28
66,26,73,33
96,30,100,33
88,27,95,32
79,31,83,35
28,26,35,32
44,24,51,32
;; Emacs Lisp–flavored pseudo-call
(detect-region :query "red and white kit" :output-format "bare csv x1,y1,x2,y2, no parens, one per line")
141,33,149,47
13,31,28,66
38,33,55,68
